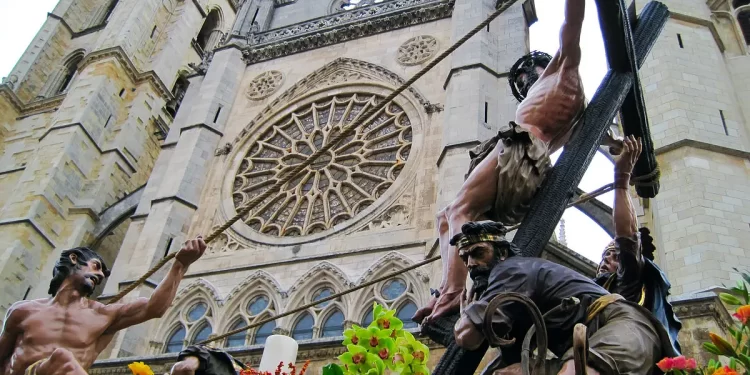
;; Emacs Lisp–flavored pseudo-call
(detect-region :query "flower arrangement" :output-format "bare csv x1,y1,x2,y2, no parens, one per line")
658,270,750,375
128,362,155,375
322,303,430,375
240,360,311,375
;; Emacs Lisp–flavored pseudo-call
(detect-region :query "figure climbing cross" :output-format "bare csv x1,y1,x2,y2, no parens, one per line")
423,0,671,374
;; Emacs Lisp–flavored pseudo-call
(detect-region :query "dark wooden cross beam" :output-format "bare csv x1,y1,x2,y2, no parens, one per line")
515,0,668,258
423,2,670,373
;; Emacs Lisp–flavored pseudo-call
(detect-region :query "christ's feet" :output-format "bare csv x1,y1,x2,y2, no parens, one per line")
413,289,462,325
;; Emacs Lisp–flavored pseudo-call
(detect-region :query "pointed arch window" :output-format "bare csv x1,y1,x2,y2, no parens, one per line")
321,310,345,337
166,73,190,118
292,313,314,340
226,319,248,347
41,52,85,98
162,299,214,352
396,301,418,329
191,323,212,344
361,306,374,327
254,321,276,345
195,9,223,54
165,325,186,353
313,287,334,308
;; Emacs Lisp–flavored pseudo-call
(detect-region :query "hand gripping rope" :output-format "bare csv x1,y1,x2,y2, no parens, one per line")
103,0,660,346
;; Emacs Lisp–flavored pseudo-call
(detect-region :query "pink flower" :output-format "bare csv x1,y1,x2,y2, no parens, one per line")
671,356,687,370
657,358,674,372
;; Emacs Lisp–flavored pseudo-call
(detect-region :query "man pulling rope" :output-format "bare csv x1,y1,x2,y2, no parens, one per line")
0,237,207,375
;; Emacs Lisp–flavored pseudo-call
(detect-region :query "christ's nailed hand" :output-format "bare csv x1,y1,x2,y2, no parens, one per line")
175,236,207,267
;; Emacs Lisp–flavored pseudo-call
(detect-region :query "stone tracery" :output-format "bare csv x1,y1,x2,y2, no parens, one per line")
396,35,438,66
233,92,413,238
246,70,284,100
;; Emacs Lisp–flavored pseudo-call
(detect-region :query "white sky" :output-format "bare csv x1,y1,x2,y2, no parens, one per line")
0,0,615,262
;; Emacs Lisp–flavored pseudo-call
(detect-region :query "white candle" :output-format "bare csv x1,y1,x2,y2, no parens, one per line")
258,335,299,371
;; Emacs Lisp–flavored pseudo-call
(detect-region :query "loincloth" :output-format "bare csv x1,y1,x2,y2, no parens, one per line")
178,345,246,375
465,122,551,226
561,294,676,374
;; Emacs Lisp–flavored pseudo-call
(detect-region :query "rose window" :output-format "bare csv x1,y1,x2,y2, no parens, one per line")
233,93,413,237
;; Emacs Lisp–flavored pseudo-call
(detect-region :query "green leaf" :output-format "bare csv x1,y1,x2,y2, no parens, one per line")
704,342,723,355
721,293,743,306
730,357,738,370
322,363,345,375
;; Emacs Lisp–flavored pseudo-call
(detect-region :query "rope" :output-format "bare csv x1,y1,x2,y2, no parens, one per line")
195,172,650,344
107,166,659,304
105,0,522,305
198,255,441,345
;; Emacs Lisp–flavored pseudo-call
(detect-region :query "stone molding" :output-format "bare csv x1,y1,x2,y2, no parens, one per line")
436,140,480,167
0,218,56,248
0,85,65,116
38,122,137,174
669,11,726,53
185,239,427,278
286,261,355,295
672,294,733,332
179,123,225,138
0,46,174,116
442,63,507,90
78,47,174,102
232,57,432,148
151,196,200,210
89,333,437,373
655,138,750,160
225,270,289,301
237,0,454,64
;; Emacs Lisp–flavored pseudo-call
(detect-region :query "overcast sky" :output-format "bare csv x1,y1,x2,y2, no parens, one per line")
0,0,615,262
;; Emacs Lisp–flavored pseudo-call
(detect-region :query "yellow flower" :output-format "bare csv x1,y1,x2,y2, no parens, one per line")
128,361,154,375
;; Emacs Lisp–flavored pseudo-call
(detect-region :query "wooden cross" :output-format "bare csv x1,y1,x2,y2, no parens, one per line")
423,1,670,373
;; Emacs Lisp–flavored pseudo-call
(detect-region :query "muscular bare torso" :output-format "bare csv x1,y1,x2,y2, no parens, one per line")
4,299,116,375
515,53,585,154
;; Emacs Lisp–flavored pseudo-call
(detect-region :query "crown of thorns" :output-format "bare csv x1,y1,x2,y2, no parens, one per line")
508,50,553,103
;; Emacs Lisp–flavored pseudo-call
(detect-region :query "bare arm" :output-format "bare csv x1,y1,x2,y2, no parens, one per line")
613,136,641,238
559,0,585,67
104,237,206,334
0,305,23,370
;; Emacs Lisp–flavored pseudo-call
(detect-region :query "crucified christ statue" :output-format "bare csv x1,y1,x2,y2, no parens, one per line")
0,237,207,375
413,0,591,325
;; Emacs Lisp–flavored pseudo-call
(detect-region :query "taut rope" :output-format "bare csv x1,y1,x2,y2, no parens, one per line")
106,0,525,305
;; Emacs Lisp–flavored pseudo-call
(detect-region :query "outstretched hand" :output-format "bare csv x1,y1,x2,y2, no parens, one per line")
614,135,642,174
175,236,207,267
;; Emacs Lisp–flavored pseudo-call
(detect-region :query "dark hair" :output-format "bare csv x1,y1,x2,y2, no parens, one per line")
639,227,656,261
450,221,520,257
508,50,553,103
48,247,110,296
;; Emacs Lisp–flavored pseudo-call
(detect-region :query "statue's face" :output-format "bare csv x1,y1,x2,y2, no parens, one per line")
459,243,502,277
598,247,618,276
68,254,106,296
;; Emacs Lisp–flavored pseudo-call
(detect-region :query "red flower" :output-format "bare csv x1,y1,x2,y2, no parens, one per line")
733,305,750,324
686,358,697,371
671,356,687,370
378,348,390,360
657,357,674,372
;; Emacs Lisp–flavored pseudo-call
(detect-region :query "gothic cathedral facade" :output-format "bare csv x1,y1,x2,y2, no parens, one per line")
0,0,749,372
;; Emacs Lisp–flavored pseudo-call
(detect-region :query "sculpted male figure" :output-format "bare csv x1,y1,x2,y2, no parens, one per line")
413,0,588,324
451,221,677,374
0,236,207,375
595,136,682,356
